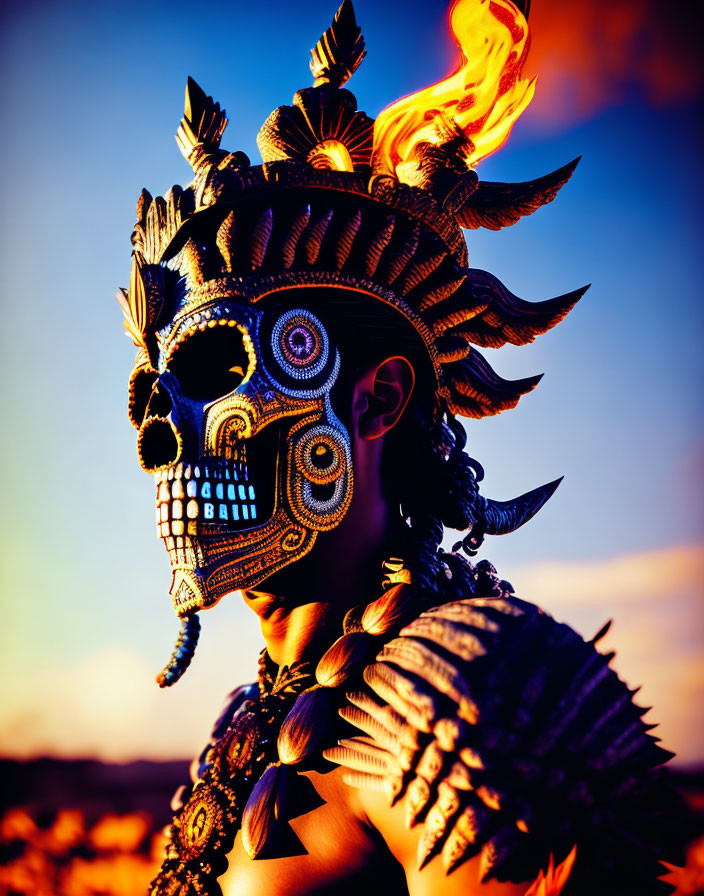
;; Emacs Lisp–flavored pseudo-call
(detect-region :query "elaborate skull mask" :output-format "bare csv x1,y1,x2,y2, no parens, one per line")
128,290,353,616
117,1,582,684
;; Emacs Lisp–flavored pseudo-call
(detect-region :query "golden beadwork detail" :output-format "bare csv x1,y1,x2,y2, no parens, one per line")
118,0,585,688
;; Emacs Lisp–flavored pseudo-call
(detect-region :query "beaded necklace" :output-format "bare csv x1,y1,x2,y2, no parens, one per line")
147,558,414,895
149,556,509,894
149,652,315,896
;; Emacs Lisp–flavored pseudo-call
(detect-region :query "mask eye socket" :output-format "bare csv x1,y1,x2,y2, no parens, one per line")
168,324,251,402
128,365,159,429
272,309,329,380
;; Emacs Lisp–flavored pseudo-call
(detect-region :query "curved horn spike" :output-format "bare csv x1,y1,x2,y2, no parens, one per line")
417,790,460,870
478,830,517,883
164,195,179,250
281,204,311,269
176,76,228,168
458,157,581,231
249,208,274,269
216,210,236,273
305,209,334,264
145,195,167,258
115,286,129,314
482,477,563,536
441,825,473,874
310,0,366,88
335,209,362,269
591,619,613,645
364,215,395,278
156,613,201,687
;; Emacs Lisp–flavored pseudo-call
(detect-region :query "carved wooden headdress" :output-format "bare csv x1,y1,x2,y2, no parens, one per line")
119,0,586,421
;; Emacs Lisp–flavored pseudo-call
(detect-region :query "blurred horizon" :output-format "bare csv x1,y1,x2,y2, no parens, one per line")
0,0,702,767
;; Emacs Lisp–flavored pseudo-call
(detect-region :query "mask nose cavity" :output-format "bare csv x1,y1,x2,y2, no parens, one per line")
138,417,182,472
137,380,181,472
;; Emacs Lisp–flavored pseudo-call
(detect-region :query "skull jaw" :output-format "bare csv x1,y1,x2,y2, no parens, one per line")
167,504,317,617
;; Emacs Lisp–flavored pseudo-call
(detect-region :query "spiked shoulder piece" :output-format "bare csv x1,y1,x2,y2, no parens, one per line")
160,571,682,895
324,595,680,891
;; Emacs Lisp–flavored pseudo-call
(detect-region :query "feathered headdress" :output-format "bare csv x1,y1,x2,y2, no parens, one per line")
118,0,587,536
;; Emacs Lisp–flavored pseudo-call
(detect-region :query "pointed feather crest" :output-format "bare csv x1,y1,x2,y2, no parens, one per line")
118,253,149,351
176,76,228,168
310,0,366,88
446,348,542,418
115,286,143,349
458,158,581,231
436,271,588,349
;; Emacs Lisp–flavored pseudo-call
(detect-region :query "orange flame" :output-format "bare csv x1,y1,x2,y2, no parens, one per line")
524,845,578,896
372,0,536,183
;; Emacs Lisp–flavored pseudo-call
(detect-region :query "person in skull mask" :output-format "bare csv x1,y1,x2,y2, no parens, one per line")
117,2,683,894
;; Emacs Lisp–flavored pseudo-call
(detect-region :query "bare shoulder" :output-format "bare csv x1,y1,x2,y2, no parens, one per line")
219,764,406,896
326,592,679,894
354,784,530,896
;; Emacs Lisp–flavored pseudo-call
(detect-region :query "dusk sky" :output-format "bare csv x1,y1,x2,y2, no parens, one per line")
1,0,702,765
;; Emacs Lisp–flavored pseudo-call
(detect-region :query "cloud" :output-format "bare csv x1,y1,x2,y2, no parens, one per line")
511,543,704,606
1,547,702,766
0,611,265,763
511,543,704,765
524,0,704,125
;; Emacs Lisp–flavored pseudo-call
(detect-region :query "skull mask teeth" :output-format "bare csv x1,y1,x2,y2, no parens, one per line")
128,298,353,616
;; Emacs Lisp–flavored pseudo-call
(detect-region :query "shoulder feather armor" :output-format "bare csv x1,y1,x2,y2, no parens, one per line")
324,594,683,893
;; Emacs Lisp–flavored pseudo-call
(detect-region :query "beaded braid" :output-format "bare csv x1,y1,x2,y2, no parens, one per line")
386,381,512,604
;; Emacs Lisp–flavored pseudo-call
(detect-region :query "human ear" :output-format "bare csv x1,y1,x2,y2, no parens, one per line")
354,356,415,440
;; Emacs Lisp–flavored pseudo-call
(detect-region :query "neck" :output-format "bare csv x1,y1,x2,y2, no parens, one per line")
243,497,402,670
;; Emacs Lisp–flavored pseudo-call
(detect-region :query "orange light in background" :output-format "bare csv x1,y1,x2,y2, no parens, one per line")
89,813,151,853
42,810,85,855
0,808,38,842
61,854,160,896
372,0,535,182
0,807,166,896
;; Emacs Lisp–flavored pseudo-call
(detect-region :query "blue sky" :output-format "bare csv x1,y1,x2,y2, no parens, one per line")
1,0,702,764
